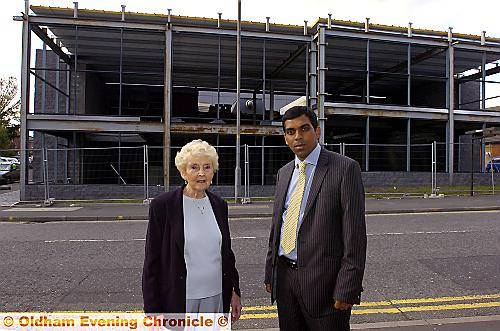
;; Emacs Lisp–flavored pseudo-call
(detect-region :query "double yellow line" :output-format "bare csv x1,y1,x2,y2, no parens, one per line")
240,293,500,320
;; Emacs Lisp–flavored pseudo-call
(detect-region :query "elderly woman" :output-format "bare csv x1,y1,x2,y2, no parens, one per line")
142,139,242,321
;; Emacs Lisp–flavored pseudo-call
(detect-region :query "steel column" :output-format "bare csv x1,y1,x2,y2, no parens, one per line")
235,0,242,200
481,123,486,172
309,39,317,108
305,43,309,108
66,65,70,114
445,120,449,171
74,25,78,115
55,50,60,114
20,0,31,201
481,52,486,110
119,28,123,116
269,82,274,121
407,43,411,106
317,26,326,144
42,42,47,114
366,40,370,104
262,39,266,120
407,118,411,172
55,53,60,182
217,34,221,119
447,44,455,178
163,27,173,191
365,116,370,171
65,64,70,182
261,137,265,185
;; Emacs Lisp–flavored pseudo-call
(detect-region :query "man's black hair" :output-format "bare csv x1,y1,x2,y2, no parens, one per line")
281,106,318,131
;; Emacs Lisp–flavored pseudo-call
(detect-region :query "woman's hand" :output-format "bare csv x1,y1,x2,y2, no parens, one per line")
230,290,242,323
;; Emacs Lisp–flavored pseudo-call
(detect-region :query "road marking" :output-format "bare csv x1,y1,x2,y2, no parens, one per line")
243,293,500,312
367,229,488,236
4,207,82,212
229,217,271,221
44,239,145,243
240,301,500,319
44,237,254,243
240,293,500,319
42,228,491,243
367,210,500,217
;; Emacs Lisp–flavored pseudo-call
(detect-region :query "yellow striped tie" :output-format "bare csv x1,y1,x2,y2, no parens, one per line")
281,162,307,255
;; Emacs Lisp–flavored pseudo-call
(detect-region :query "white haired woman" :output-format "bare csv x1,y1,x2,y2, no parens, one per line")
142,139,242,322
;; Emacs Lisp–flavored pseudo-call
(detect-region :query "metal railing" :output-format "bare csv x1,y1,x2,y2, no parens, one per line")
1,141,496,202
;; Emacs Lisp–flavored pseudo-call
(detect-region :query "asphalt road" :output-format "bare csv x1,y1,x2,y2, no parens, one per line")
0,210,499,329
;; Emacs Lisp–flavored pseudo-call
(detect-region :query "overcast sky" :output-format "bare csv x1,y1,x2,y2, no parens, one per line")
2,0,499,89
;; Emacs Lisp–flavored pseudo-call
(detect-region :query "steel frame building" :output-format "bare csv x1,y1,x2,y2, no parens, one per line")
16,1,500,200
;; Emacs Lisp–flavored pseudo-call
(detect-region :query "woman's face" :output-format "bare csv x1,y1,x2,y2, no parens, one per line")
182,154,215,193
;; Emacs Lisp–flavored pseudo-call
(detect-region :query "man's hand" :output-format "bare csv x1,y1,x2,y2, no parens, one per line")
333,300,353,310
265,283,272,293
230,291,242,323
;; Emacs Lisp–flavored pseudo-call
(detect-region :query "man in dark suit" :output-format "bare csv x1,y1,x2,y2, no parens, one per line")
264,106,367,330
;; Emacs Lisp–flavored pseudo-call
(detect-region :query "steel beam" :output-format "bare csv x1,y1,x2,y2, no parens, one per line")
325,103,448,120
26,115,285,134
29,70,69,97
27,114,162,132
31,24,72,64
173,25,310,42
324,28,448,47
454,43,500,53
163,27,172,191
458,65,500,82
324,28,500,51
171,123,283,135
270,44,308,78
25,16,500,52
28,16,165,31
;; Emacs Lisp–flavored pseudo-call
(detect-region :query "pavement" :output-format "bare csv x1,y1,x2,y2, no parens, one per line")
0,193,499,222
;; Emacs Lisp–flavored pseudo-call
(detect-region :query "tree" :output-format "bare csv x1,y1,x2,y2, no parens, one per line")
0,76,20,127
0,76,20,151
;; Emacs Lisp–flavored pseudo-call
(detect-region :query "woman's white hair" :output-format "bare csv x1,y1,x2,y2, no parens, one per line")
175,139,219,174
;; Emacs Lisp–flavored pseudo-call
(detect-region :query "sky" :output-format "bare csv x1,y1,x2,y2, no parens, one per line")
1,0,499,101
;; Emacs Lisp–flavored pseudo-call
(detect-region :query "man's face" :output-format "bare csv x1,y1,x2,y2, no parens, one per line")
283,114,321,161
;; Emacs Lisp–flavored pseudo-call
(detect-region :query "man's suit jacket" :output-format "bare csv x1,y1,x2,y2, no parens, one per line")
142,186,240,313
265,147,367,318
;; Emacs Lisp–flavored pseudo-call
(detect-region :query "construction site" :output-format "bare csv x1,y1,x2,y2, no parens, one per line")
15,2,500,200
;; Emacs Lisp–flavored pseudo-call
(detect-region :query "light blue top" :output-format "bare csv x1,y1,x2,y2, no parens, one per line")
279,143,321,261
183,195,222,299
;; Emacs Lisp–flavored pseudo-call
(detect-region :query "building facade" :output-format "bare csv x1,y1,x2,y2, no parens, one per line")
17,2,500,200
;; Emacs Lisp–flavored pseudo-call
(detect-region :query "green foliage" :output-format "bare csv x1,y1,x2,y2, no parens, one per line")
0,125,12,152
0,76,20,127
0,76,20,153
